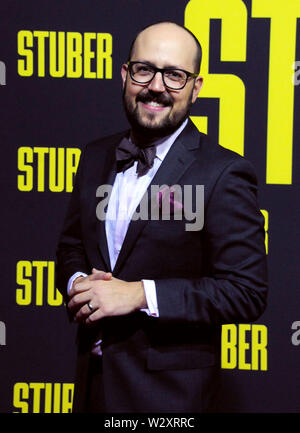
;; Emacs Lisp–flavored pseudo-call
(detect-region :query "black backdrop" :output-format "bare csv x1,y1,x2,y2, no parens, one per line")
1,0,300,413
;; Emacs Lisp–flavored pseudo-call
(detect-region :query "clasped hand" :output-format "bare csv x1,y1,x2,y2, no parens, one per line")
67,268,146,325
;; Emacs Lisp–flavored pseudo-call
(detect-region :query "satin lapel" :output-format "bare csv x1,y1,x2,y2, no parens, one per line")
113,121,201,275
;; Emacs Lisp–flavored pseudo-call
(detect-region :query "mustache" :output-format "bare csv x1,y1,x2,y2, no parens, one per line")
136,90,173,107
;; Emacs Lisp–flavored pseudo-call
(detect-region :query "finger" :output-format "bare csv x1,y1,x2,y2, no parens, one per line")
68,276,85,298
92,268,104,273
68,290,92,312
90,272,112,281
85,307,105,325
69,278,92,298
90,269,112,281
92,268,111,276
75,302,98,323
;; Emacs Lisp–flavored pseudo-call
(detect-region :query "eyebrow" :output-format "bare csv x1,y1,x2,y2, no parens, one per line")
132,60,185,70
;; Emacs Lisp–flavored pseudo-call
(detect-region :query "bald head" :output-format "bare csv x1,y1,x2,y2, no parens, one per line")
121,21,203,141
128,21,202,74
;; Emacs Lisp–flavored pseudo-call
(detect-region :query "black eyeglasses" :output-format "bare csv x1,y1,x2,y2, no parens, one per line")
127,61,198,90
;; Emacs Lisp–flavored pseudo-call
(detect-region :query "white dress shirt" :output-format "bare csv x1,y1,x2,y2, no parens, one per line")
67,119,188,318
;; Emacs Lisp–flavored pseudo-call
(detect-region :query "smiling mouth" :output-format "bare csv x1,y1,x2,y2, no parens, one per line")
136,90,173,112
140,101,170,112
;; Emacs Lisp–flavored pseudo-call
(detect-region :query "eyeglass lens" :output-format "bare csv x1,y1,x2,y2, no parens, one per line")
130,63,188,89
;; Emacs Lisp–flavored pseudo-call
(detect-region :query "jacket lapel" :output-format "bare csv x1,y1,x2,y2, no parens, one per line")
112,120,202,275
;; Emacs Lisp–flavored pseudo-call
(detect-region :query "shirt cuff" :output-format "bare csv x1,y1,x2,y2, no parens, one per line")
67,272,88,295
140,280,159,317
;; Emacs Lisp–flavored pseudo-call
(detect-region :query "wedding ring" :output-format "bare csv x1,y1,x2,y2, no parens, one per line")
87,302,94,312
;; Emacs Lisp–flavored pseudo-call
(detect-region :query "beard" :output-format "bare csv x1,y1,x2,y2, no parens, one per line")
122,84,193,141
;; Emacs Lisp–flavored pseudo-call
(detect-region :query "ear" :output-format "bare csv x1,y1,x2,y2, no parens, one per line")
191,76,203,103
121,63,128,88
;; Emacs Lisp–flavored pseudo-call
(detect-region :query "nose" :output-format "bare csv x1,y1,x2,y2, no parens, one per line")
147,71,166,92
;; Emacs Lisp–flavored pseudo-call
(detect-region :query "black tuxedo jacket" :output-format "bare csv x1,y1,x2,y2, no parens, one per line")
56,120,268,413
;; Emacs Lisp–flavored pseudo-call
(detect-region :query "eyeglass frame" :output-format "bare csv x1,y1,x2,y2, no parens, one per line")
126,61,199,90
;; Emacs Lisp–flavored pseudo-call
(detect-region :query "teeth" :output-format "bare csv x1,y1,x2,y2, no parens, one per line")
147,101,164,107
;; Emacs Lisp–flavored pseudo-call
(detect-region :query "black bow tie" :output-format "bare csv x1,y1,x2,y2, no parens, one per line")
116,137,157,177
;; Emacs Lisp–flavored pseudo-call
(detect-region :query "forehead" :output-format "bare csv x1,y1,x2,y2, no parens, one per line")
131,24,197,71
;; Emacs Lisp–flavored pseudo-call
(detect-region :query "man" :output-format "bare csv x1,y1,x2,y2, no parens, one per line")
56,21,268,413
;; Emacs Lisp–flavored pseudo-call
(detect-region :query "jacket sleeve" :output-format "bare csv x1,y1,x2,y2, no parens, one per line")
55,147,90,301
155,157,268,325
